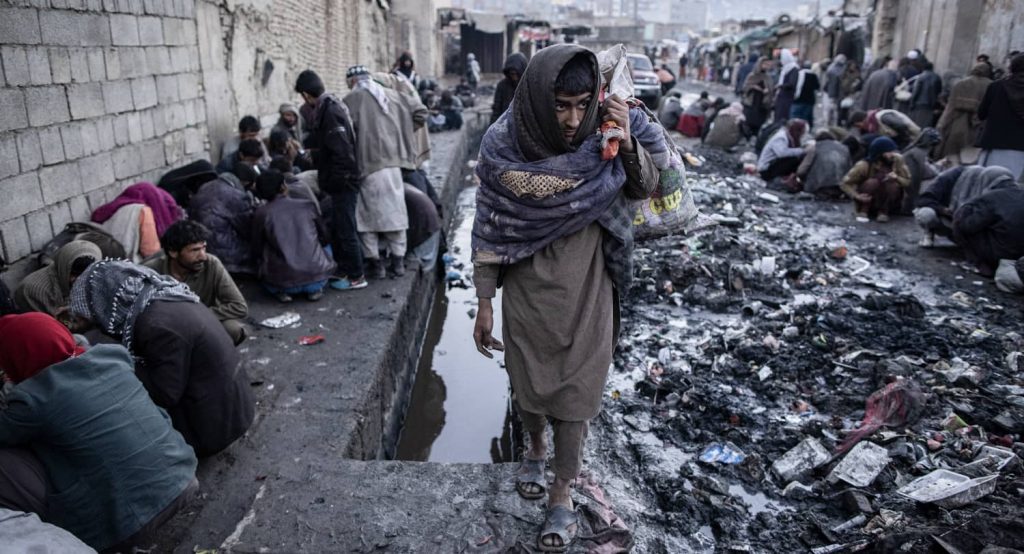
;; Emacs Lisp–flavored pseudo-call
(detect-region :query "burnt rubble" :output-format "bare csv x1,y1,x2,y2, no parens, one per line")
599,143,1024,553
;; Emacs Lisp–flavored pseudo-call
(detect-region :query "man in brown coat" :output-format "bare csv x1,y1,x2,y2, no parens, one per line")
937,62,992,165
840,136,911,222
471,45,662,551
144,220,249,345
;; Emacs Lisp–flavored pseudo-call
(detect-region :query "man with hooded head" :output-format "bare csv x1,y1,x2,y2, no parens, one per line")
272,103,304,143
491,52,528,125
14,240,101,318
774,49,799,123
471,44,666,551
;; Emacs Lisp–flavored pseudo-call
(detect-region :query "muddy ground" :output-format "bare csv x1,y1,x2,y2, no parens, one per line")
586,133,1024,553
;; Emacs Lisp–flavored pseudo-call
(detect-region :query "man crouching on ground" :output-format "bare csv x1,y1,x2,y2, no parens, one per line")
471,44,664,552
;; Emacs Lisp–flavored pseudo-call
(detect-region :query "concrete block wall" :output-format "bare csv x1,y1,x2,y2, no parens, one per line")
0,0,208,265
200,0,396,160
879,0,1023,76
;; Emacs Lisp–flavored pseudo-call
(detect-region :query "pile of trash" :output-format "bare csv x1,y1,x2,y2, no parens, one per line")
599,145,1024,552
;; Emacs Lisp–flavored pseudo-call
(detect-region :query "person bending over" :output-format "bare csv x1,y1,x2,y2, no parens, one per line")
69,260,255,457
839,136,910,222
0,313,198,552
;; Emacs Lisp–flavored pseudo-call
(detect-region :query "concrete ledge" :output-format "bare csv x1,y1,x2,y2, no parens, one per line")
153,118,488,551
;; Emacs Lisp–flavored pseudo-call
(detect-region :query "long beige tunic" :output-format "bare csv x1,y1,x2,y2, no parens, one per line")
475,141,658,422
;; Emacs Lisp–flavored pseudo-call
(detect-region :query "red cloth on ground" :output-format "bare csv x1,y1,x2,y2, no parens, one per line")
91,182,183,236
0,313,84,383
677,114,705,137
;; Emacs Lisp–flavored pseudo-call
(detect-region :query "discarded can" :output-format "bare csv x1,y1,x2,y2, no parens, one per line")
829,441,890,487
699,442,746,464
772,437,831,483
897,469,998,508
298,334,325,346
260,312,301,329
830,514,867,533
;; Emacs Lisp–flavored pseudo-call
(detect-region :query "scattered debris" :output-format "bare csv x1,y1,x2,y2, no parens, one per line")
829,442,890,488
298,335,325,346
699,442,746,465
260,312,301,328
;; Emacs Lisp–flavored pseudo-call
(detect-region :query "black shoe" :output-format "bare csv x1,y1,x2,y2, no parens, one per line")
390,255,406,278
368,258,387,280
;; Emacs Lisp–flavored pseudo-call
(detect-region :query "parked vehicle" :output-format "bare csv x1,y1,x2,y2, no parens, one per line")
626,54,662,107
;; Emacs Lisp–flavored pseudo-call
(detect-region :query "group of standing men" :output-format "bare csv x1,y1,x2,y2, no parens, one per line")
295,64,431,289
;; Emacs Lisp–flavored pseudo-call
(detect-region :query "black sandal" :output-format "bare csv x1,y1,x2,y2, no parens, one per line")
537,504,578,552
515,457,547,500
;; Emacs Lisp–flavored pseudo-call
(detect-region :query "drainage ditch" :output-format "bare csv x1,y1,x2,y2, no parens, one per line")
393,186,520,463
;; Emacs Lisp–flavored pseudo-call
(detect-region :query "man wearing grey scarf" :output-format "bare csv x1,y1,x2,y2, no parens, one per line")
471,45,661,551
69,260,254,457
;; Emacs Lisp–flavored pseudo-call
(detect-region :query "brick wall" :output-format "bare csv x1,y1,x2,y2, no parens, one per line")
0,0,207,265
201,0,397,159
0,0,426,272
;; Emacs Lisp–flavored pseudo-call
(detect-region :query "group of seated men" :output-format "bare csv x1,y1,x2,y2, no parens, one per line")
752,107,1024,292
0,64,446,551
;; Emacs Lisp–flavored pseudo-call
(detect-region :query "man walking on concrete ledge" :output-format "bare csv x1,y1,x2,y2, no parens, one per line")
471,44,663,552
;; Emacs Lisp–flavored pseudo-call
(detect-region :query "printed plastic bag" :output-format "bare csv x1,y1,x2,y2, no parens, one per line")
595,44,711,239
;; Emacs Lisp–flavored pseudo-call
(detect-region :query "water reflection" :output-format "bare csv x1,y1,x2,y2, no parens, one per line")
395,187,515,463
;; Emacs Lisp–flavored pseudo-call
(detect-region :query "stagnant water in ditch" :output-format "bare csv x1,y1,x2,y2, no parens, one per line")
394,186,520,463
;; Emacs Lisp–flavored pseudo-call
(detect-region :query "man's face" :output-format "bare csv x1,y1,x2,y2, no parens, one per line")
402,59,413,69
240,130,260,141
882,151,897,164
171,242,208,273
282,112,297,127
554,92,592,143
508,70,520,82
300,92,316,107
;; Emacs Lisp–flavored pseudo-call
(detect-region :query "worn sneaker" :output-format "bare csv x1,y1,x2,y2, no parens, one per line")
876,213,890,223
307,289,324,301
274,292,293,303
329,276,368,291
918,234,935,248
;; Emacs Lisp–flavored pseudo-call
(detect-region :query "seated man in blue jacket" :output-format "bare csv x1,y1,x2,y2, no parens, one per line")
0,313,198,552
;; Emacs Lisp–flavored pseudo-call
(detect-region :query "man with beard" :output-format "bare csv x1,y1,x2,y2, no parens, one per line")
471,44,665,551
144,220,249,345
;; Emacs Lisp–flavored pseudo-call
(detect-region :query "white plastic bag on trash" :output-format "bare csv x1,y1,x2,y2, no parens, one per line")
595,44,713,239
995,258,1024,294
